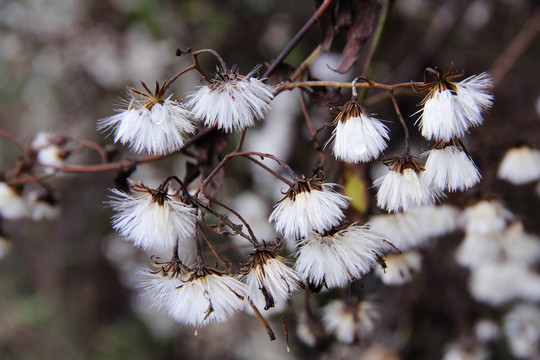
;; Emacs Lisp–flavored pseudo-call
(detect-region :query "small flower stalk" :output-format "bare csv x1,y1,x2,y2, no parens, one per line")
269,176,350,240
239,241,303,311
109,179,197,253
423,139,481,192
98,81,196,155
329,97,389,163
186,66,274,132
376,156,442,213
416,68,493,141
295,225,391,289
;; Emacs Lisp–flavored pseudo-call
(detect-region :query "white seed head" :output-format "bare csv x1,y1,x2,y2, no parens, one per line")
295,225,390,288
167,271,247,328
269,180,350,240
98,88,196,155
240,249,302,311
0,183,29,220
330,104,389,163
376,168,443,213
375,251,422,286
186,67,274,132
417,72,493,141
109,182,197,253
322,299,379,344
498,146,540,185
423,145,481,191
460,200,513,235
503,304,540,359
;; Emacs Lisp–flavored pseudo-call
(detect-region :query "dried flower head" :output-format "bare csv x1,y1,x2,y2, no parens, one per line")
423,140,481,192
375,156,443,213
0,182,29,220
109,180,197,253
329,100,389,163
375,250,422,285
460,199,513,235
30,132,68,172
269,176,350,240
416,69,493,141
295,225,391,289
497,145,540,185
98,81,196,155
186,66,274,132
240,242,303,311
322,299,379,344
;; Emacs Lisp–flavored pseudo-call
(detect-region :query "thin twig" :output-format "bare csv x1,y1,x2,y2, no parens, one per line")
299,92,325,170
263,0,335,78
389,91,410,155
197,224,230,270
206,197,259,246
275,80,422,95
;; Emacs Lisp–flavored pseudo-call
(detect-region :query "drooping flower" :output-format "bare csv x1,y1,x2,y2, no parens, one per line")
295,225,390,289
239,242,303,311
186,66,274,132
98,82,196,155
322,299,379,344
497,145,540,185
109,180,197,253
460,199,513,235
416,69,493,141
269,176,350,240
375,156,443,213
0,182,29,219
374,251,422,286
423,140,481,192
329,100,389,163
140,261,247,330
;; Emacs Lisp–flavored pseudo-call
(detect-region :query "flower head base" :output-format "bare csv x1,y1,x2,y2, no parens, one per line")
497,145,540,185
376,156,443,213
240,241,303,311
269,176,350,240
322,299,379,344
423,140,481,192
109,180,197,253
186,66,274,132
98,82,196,155
141,262,246,330
416,69,493,141
329,101,389,163
295,225,391,289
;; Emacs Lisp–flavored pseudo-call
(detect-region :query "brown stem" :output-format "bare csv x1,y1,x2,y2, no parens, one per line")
0,128,26,154
247,298,276,341
389,91,410,155
197,223,229,270
275,80,422,95
206,197,259,246
489,7,540,86
263,0,335,78
289,45,322,82
299,92,325,171
242,155,293,186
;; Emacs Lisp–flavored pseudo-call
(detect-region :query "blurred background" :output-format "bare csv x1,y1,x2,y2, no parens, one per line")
0,0,539,359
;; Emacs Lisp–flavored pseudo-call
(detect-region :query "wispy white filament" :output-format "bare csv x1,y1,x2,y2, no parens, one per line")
417,73,493,141
498,146,540,185
109,188,197,253
423,146,481,191
295,225,390,288
186,70,274,132
269,183,349,240
98,96,196,155
376,169,442,213
330,114,389,163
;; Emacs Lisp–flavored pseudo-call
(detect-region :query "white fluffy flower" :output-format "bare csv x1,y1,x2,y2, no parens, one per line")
503,304,540,359
141,267,247,329
375,251,422,285
295,225,390,288
498,145,540,185
417,71,493,141
240,247,302,311
0,182,29,219
269,178,350,240
186,66,273,132
423,142,481,191
30,132,67,172
322,299,379,344
376,157,443,213
27,190,60,221
455,232,504,269
460,200,513,235
98,83,196,155
329,101,389,163
109,181,197,253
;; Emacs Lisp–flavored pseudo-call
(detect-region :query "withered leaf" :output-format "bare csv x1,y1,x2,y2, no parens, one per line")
266,62,297,86
335,0,379,74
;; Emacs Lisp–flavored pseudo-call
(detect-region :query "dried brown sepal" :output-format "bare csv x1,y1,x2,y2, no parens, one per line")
381,155,424,173
330,100,367,126
127,81,169,111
